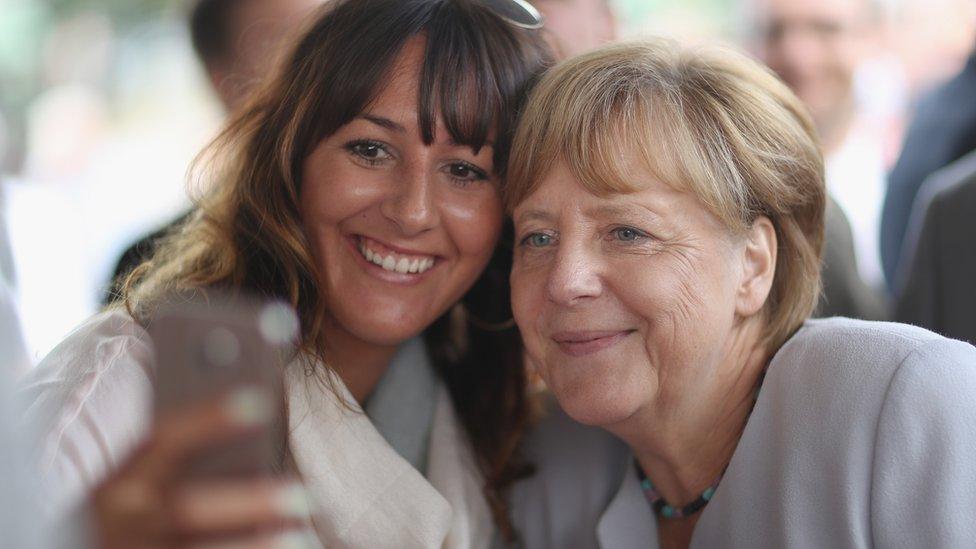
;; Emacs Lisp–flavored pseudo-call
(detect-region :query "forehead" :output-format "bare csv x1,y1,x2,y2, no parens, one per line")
514,161,683,219
362,36,497,146
366,36,426,119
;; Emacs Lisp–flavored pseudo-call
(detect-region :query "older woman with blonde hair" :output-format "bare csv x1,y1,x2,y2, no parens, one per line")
503,40,976,548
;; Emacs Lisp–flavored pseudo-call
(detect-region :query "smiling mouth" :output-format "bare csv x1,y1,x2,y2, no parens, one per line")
356,236,438,275
551,330,635,357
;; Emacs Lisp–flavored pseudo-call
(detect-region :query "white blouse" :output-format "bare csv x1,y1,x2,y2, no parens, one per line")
19,308,495,548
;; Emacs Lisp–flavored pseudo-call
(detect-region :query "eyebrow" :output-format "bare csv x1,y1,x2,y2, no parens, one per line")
359,115,406,133
587,204,642,218
359,114,495,150
514,209,556,225
587,203,666,222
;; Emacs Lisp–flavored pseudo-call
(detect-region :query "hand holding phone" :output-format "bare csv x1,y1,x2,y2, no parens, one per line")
149,292,297,478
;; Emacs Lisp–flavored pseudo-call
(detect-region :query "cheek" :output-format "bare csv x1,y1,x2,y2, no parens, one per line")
612,248,735,362
511,264,546,350
300,163,385,230
440,192,503,255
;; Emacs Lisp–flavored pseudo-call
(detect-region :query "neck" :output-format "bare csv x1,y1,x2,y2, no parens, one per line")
321,318,400,404
612,318,768,509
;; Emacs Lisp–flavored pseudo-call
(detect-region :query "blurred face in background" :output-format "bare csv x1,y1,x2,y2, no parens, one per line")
530,0,617,59
216,0,323,109
754,0,870,132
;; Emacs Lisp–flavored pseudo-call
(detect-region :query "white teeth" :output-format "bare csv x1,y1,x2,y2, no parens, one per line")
358,238,436,275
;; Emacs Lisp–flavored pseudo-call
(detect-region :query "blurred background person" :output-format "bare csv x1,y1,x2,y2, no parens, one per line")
0,284,44,549
529,0,618,59
745,0,891,319
882,40,976,287
894,149,976,344
105,0,323,303
190,0,324,114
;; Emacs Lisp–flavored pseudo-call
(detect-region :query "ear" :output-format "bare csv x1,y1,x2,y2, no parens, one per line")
736,216,777,317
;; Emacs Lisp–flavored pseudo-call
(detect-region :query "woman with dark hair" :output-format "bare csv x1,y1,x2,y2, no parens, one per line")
19,1,550,547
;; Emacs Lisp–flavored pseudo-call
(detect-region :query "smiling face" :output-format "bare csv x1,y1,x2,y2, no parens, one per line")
299,37,503,348
755,0,868,127
511,161,770,428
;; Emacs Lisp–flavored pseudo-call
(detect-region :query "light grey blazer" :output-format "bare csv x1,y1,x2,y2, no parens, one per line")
507,318,976,548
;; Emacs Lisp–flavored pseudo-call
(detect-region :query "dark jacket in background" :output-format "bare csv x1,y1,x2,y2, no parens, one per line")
103,211,190,305
881,51,976,285
817,198,889,321
896,167,976,345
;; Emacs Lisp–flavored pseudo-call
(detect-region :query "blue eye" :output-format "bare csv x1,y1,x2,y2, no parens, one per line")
612,227,645,242
522,233,553,247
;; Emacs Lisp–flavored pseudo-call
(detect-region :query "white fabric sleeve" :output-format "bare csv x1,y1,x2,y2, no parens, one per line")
871,337,976,548
17,311,155,515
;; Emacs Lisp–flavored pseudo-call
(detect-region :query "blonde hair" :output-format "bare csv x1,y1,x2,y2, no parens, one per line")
505,39,825,350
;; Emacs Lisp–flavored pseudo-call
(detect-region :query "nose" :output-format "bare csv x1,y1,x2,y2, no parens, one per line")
546,238,603,306
380,162,439,236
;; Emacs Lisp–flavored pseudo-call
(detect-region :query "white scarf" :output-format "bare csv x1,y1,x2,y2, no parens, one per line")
285,362,495,548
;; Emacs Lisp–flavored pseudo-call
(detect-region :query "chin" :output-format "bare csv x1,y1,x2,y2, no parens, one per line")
547,374,647,429
333,304,433,348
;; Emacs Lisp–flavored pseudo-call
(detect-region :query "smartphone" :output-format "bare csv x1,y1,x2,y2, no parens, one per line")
148,291,297,478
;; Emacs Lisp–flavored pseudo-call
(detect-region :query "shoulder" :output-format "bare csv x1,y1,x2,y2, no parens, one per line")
875,330,976,420
20,308,154,404
762,318,968,431
768,316,976,428
930,172,976,220
867,327,976,544
776,317,949,370
767,315,976,416
18,308,155,511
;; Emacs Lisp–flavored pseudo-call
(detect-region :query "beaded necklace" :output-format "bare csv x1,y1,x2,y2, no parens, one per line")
634,461,723,519
635,369,768,519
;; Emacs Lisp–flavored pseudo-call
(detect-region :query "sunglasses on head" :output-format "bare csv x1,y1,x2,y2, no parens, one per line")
478,0,544,29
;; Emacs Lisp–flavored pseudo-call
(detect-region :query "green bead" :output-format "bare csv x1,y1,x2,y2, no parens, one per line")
662,505,675,518
641,479,652,490
702,487,716,501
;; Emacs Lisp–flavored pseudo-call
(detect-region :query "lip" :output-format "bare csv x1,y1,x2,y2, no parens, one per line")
356,234,441,258
551,330,634,357
346,235,442,285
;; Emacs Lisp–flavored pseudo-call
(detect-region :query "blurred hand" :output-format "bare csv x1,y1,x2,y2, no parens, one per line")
89,388,310,549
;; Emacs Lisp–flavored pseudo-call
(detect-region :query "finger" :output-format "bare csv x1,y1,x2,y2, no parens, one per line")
136,386,275,480
169,479,310,538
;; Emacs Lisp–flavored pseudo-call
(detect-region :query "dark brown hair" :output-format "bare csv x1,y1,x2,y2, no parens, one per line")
125,0,550,539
